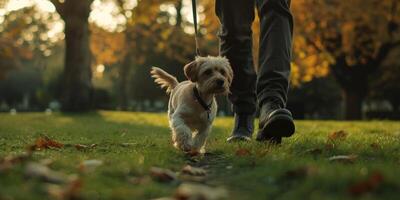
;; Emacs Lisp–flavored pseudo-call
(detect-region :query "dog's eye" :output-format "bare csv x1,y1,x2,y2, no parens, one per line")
219,69,225,75
204,69,212,76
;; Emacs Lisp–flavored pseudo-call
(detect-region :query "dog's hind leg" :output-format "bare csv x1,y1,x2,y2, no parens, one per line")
170,115,193,152
192,126,211,154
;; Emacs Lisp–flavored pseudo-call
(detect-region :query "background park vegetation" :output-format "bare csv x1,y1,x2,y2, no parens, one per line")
0,0,399,120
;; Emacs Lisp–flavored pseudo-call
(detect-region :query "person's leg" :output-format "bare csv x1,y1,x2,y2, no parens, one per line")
255,0,295,143
215,0,257,142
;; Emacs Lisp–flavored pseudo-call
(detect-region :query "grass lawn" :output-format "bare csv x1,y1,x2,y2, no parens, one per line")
1,111,400,200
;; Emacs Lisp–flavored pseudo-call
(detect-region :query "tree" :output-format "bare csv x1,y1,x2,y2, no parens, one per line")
0,6,62,108
370,48,400,113
0,7,36,79
113,0,196,109
50,0,94,112
291,0,400,119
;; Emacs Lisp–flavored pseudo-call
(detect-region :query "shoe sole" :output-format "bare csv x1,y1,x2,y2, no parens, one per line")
227,135,251,142
256,113,295,141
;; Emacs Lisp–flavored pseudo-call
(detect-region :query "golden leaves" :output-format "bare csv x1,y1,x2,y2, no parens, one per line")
90,24,126,66
290,0,399,85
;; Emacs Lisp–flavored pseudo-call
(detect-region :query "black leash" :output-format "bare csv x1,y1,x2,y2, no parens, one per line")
193,86,211,120
192,0,201,56
191,0,211,119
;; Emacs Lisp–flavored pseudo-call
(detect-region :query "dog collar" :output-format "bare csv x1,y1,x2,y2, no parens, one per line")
193,86,212,115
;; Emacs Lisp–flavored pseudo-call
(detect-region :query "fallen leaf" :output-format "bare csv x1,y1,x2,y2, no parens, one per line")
181,165,207,176
74,144,88,150
79,160,103,172
328,154,358,164
328,130,348,141
150,167,177,182
175,183,228,200
74,144,97,151
235,148,251,156
33,136,64,150
25,162,67,184
348,171,384,196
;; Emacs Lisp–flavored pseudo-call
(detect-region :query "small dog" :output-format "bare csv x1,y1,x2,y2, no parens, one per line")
151,56,233,153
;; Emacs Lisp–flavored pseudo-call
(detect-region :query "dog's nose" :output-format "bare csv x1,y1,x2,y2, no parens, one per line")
216,79,224,87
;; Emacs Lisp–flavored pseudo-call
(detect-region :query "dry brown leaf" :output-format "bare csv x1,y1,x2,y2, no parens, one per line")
181,165,207,176
150,167,177,182
328,130,348,141
74,144,97,151
235,148,251,156
175,183,228,200
328,154,358,164
348,171,384,196
25,162,67,184
74,144,88,150
34,136,64,150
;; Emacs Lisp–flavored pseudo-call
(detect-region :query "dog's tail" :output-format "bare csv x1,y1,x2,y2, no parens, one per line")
150,67,179,94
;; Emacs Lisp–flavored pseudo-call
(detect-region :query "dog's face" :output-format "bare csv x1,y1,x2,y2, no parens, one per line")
184,56,233,95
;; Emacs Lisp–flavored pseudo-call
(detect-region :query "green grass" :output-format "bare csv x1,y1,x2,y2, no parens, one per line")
1,111,400,200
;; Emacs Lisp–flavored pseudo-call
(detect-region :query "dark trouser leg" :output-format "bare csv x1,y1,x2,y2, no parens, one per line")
215,0,257,114
255,0,295,142
256,0,293,108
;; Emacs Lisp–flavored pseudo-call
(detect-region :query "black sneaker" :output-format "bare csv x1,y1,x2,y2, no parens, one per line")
227,114,255,142
256,101,295,143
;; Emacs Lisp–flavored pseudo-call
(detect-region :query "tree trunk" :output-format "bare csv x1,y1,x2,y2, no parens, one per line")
343,89,365,120
59,1,93,112
175,0,183,27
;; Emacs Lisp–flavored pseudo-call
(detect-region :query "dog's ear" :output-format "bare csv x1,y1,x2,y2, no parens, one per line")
184,60,198,82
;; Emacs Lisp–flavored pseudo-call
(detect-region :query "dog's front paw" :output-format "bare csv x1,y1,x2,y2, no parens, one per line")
174,142,193,153
186,149,201,157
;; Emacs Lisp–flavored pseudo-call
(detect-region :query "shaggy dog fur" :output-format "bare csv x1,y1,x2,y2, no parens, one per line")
150,56,233,153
